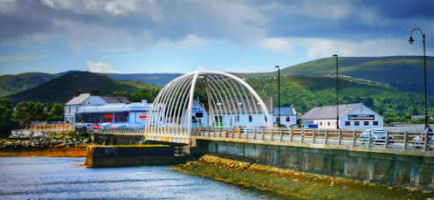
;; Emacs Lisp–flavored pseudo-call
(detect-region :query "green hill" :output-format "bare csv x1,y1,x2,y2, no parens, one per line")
0,73,56,97
246,76,434,122
7,72,143,104
241,56,434,95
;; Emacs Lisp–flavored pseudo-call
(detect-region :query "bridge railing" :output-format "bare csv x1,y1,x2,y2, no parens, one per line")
192,127,433,151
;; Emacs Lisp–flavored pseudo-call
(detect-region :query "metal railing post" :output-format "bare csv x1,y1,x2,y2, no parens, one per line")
368,131,372,147
279,128,283,142
384,131,389,149
325,130,328,145
232,127,235,139
246,128,249,140
261,127,265,141
289,128,293,142
238,128,242,139
312,129,316,144
271,128,274,141
253,128,257,140
300,129,304,143
424,132,429,151
403,131,408,150
352,130,356,146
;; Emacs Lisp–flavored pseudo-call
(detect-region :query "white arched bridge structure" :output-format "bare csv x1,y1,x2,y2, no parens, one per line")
145,71,272,144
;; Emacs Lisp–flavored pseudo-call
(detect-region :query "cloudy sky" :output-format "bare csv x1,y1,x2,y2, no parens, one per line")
0,0,433,75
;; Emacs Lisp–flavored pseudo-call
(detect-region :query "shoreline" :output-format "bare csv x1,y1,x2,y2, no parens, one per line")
172,155,433,200
0,145,88,157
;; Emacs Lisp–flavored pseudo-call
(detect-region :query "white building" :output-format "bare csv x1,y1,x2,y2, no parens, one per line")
209,98,274,127
64,93,129,123
274,106,298,127
301,103,383,130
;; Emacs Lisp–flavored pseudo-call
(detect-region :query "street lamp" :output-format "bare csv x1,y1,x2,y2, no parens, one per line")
333,54,339,129
275,65,281,127
409,28,428,129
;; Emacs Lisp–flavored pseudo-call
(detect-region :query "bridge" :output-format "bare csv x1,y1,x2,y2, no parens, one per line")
92,70,434,188
145,71,272,144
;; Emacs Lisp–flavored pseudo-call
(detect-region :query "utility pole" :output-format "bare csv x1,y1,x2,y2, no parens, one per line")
333,55,339,129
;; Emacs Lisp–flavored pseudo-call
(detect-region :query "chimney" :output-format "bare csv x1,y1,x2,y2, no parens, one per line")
74,90,82,97
90,89,100,96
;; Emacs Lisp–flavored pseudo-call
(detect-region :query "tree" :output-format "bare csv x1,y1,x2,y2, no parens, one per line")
47,103,64,122
0,98,13,137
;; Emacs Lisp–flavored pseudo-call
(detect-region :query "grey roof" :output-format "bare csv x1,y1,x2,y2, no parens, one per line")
65,93,90,105
302,103,362,120
274,106,296,116
212,98,273,114
101,96,130,104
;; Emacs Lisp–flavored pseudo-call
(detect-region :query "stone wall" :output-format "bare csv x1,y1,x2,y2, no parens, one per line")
202,140,434,188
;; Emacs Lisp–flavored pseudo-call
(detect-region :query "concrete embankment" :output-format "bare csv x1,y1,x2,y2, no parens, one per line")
194,139,434,189
85,145,194,168
174,155,433,200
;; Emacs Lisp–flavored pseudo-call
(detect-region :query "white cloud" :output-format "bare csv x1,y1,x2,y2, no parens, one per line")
260,38,291,54
86,60,119,73
261,37,418,59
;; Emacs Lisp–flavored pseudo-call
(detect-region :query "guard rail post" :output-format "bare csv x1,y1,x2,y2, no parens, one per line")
253,128,257,140
312,129,316,144
338,129,342,145
403,131,408,150
424,132,429,151
270,128,274,141
300,129,304,143
368,131,372,147
289,128,293,142
352,130,356,146
279,128,283,142
384,131,389,149
325,130,329,144
261,127,265,141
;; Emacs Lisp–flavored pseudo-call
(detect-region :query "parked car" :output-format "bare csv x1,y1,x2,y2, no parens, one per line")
359,128,393,144
412,132,433,148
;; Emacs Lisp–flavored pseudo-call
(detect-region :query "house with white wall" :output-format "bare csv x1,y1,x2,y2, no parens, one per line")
301,103,383,130
274,106,297,127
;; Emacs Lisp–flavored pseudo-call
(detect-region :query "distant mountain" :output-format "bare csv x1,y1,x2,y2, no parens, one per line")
7,72,142,104
106,73,182,86
0,73,56,97
240,56,434,95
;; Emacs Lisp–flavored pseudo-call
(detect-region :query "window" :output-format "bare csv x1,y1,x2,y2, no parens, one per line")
355,121,360,126
249,115,253,122
235,115,240,122
286,116,290,122
215,116,223,122
276,117,280,122
345,121,350,126
373,121,379,125
327,122,330,126
68,106,71,114
364,121,369,126
320,122,323,126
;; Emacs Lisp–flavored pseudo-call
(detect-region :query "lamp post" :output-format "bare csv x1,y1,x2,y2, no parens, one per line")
275,65,281,127
409,28,428,129
333,54,339,129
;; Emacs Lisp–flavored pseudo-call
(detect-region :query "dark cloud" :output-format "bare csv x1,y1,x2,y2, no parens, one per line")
0,0,433,49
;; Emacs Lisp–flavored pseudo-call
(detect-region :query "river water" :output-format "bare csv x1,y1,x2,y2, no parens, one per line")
0,157,276,199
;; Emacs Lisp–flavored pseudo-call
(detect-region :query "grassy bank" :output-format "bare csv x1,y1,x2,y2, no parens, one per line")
173,155,433,200
0,145,87,157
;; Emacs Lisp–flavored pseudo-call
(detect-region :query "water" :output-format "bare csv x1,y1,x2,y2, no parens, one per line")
0,157,274,199
383,123,434,133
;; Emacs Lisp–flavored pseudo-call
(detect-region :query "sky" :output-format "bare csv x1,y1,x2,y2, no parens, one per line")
0,0,433,75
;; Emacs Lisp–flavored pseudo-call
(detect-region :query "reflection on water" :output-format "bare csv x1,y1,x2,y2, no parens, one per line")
0,157,274,199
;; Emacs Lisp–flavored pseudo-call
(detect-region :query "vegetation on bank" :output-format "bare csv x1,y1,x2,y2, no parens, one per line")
173,155,433,200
